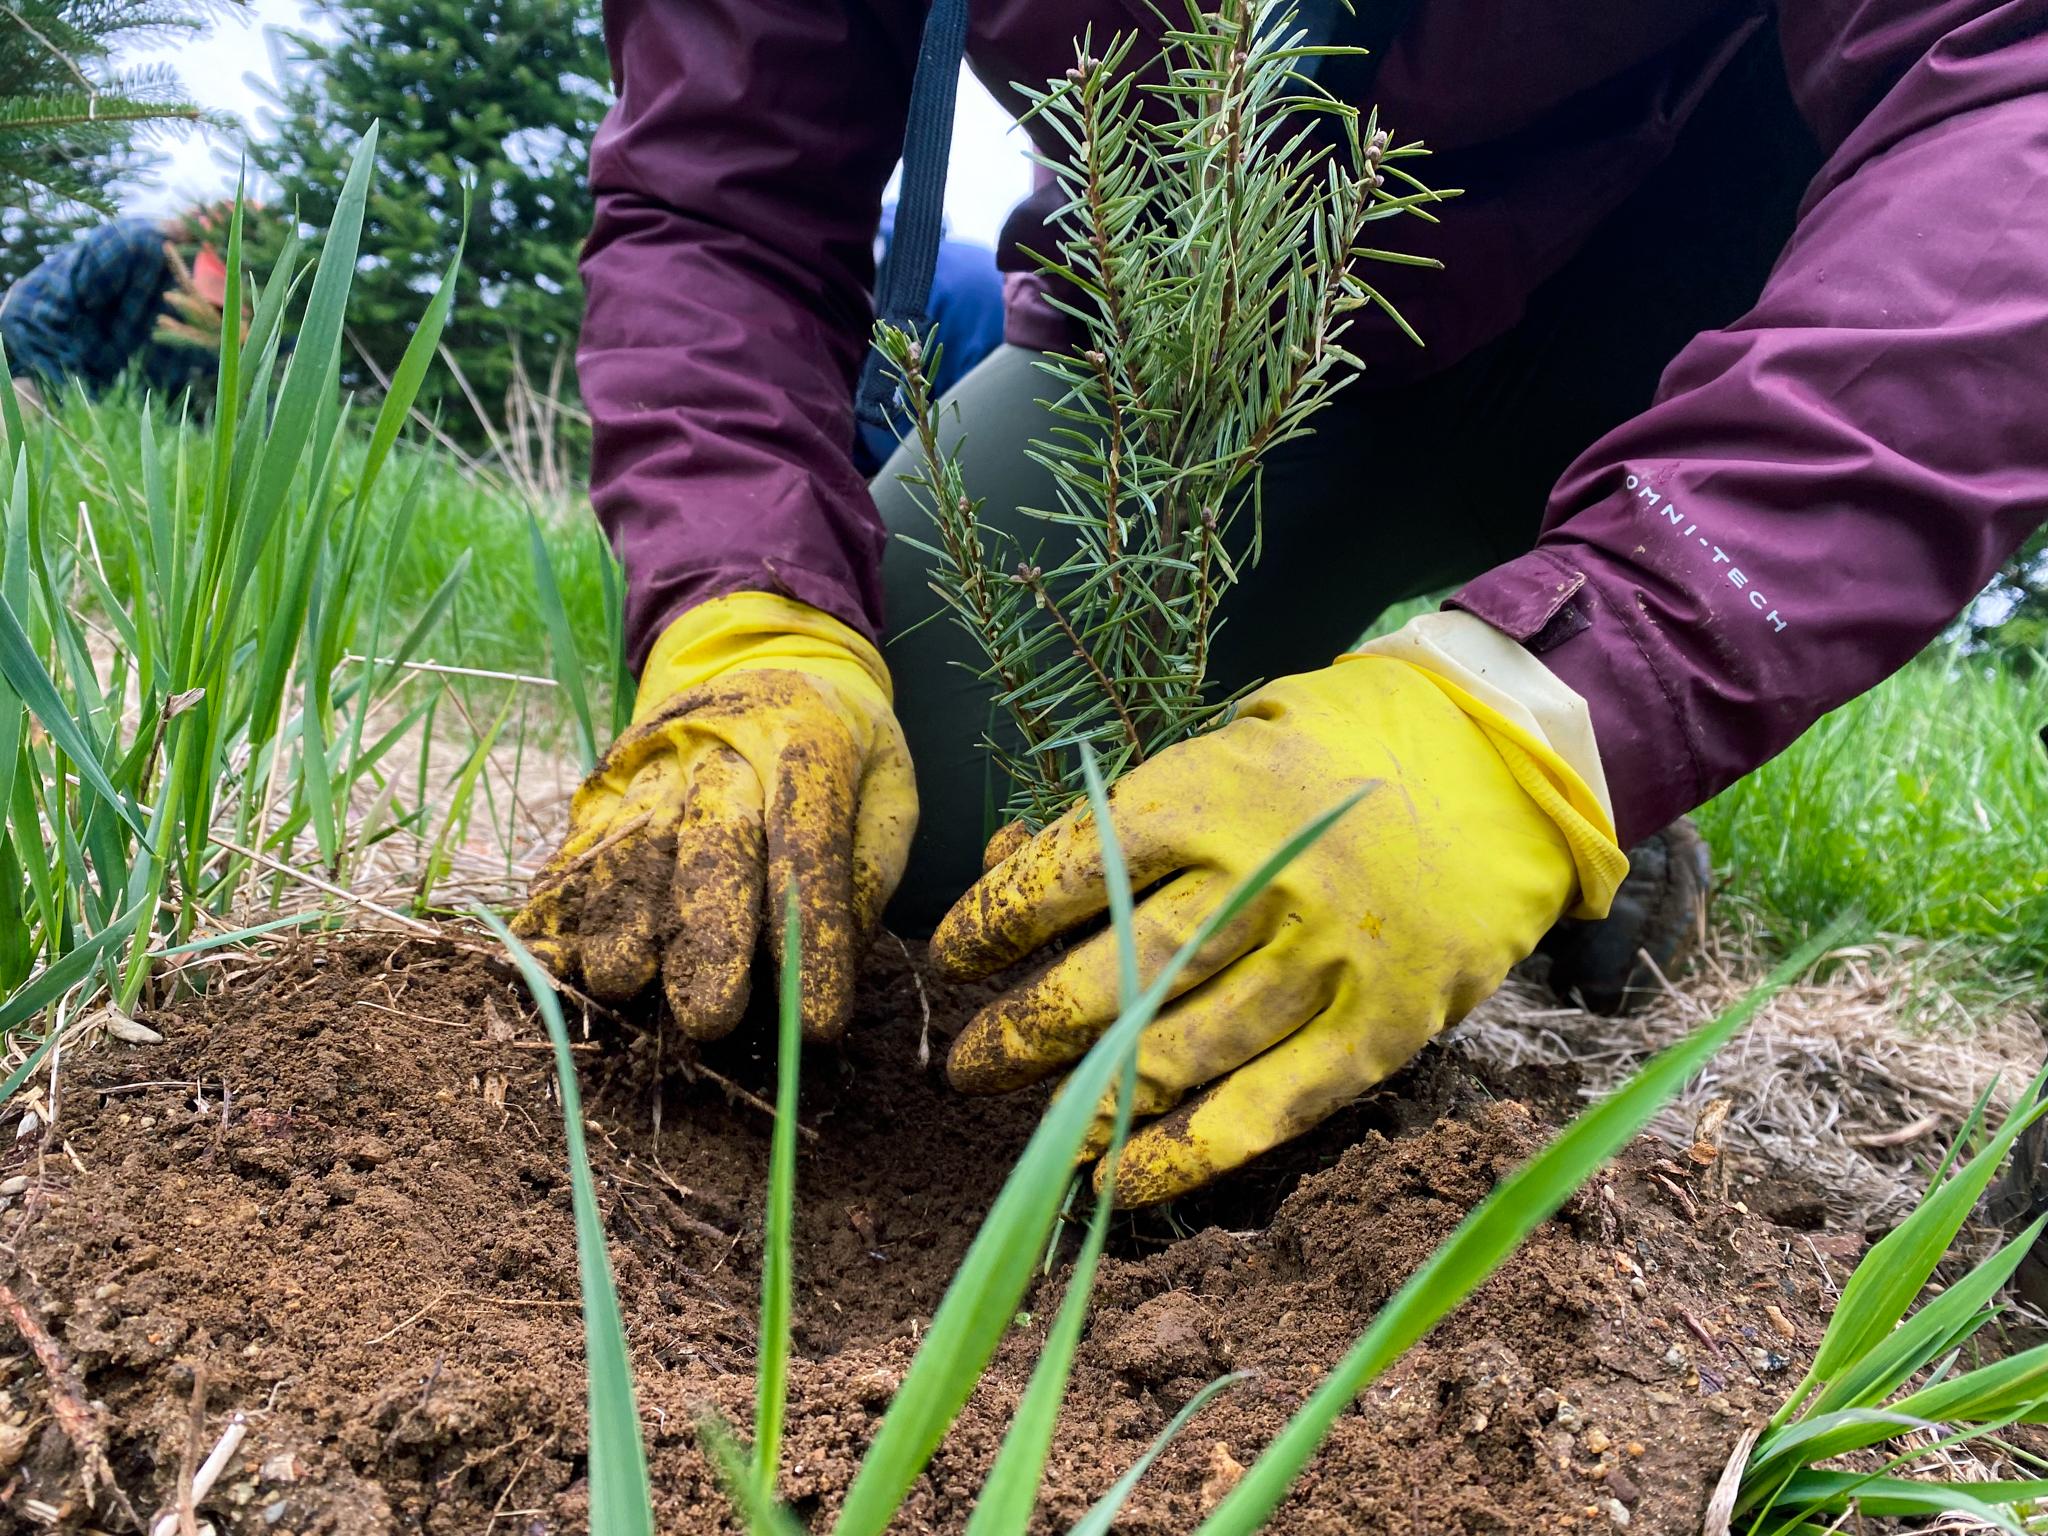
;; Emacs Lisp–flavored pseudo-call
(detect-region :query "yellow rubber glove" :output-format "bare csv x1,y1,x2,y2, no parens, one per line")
514,592,917,1041
931,651,1627,1206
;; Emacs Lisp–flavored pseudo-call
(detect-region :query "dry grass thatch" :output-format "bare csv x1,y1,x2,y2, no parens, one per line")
1458,919,2046,1230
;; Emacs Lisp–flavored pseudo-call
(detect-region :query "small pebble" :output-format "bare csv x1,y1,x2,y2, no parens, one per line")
1554,1399,1583,1430
1603,1496,1631,1527
263,1499,290,1525
0,1176,26,1197
1626,1441,1645,1457
1584,1429,1610,1455
105,1013,163,1045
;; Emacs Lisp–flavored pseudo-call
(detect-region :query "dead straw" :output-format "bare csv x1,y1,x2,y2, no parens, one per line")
1455,924,2045,1228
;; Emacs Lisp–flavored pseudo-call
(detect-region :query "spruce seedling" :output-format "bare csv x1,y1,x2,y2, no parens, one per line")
878,0,1449,823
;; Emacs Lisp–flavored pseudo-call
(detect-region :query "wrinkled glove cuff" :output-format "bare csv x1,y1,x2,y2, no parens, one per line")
637,591,894,725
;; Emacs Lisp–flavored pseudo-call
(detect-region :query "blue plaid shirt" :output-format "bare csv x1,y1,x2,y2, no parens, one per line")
0,217,213,397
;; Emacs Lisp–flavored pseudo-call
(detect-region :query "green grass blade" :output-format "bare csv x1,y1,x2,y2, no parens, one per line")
527,511,598,775
0,902,144,1043
356,224,465,504
205,176,245,508
599,549,634,739
702,1415,808,1536
1081,747,1140,1012
831,786,1373,1536
219,126,378,626
373,551,474,688
964,753,1140,1535
0,340,24,458
1792,1065,2048,1419
1928,1073,2000,1189
1890,1336,2048,1427
0,581,145,840
754,883,802,1499
476,910,655,1536
1798,1213,2048,1424
153,911,337,958
1741,1406,1942,1487
415,698,511,910
1067,1373,1248,1536
297,572,341,872
1197,912,1859,1536
1765,1469,2048,1531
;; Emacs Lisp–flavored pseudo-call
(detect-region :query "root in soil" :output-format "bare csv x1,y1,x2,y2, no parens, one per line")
0,936,1845,1534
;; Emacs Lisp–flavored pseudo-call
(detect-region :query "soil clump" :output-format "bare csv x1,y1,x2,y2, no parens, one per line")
0,937,1835,1533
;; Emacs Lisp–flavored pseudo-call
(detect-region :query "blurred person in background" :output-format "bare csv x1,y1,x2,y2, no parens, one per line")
2,210,231,407
519,2,2048,1207
853,201,1004,475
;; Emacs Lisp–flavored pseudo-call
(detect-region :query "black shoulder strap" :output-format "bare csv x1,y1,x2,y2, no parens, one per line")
854,0,971,428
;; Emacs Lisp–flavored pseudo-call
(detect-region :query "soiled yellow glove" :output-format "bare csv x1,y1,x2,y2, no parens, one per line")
931,652,1626,1206
515,592,917,1041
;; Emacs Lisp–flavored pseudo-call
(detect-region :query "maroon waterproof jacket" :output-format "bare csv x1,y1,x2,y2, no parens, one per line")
580,0,2048,846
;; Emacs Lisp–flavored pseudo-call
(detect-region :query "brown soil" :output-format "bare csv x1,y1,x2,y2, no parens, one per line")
0,936,1839,1535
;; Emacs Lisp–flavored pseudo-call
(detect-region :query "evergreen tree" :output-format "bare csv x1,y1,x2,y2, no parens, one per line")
248,0,610,459
0,0,218,288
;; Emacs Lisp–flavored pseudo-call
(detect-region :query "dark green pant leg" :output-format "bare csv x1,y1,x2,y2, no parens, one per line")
871,347,1060,926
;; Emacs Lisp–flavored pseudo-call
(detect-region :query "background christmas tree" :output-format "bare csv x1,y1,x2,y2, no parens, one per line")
0,0,220,288
248,0,610,465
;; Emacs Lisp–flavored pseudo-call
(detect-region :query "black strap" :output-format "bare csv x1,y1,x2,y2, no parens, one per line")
855,0,971,428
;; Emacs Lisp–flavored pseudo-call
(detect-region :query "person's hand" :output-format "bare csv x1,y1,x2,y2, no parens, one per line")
930,647,1628,1206
514,593,917,1041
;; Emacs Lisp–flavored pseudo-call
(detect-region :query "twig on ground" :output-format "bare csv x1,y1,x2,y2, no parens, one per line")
343,654,560,688
169,1364,207,1536
209,834,439,937
891,932,934,1070
677,1052,820,1144
151,1413,244,1536
365,1287,581,1347
0,1277,137,1526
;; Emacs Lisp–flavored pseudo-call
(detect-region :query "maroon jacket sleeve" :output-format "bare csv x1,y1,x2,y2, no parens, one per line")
580,1,921,665
1451,0,2048,846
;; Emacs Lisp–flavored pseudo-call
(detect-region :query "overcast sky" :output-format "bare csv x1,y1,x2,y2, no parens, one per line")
120,10,1036,249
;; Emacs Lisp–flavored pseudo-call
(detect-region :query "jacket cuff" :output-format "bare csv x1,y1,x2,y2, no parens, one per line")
1447,548,1702,848
632,562,880,674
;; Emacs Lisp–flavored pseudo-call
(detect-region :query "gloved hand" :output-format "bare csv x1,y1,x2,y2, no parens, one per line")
514,592,917,1041
931,626,1628,1206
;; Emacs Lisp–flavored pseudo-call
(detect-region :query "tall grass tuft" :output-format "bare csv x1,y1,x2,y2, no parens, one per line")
1735,1070,2048,1536
0,130,479,1031
1695,650,2048,983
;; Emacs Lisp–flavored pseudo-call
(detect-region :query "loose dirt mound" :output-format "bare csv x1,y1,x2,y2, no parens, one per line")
0,938,1834,1533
